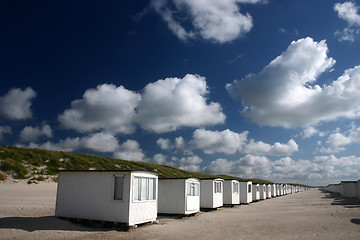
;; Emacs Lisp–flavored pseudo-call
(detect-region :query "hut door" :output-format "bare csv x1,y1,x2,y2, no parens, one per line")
186,182,199,211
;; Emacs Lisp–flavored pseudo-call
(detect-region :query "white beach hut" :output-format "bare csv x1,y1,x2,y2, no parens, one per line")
223,180,240,205
252,183,260,201
341,181,358,198
276,184,281,196
271,184,277,197
55,170,158,227
240,181,253,204
259,184,267,200
266,184,272,199
200,178,224,209
158,178,200,215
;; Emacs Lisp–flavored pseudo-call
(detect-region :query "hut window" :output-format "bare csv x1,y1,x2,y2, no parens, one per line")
133,177,156,201
114,176,124,200
233,182,239,193
214,182,222,193
187,182,200,196
248,184,252,193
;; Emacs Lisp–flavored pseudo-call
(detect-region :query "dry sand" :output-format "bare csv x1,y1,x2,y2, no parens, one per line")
1,182,359,240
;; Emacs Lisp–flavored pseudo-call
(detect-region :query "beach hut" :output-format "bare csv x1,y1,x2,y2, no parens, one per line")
276,184,281,196
240,181,253,204
223,180,240,206
271,184,277,197
266,184,272,199
357,180,360,200
55,170,158,227
259,184,267,200
341,181,358,198
252,183,260,201
200,178,224,209
158,178,200,215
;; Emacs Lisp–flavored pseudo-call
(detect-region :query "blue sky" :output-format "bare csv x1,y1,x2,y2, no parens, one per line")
1,0,360,186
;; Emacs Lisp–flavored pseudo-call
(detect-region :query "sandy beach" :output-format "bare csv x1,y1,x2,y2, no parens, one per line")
0,182,359,240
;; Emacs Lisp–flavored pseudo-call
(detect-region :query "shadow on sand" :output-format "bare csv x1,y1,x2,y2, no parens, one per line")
0,216,128,232
321,190,360,209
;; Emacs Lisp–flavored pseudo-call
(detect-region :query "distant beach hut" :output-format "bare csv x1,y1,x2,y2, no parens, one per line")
200,178,224,209
266,184,272,199
223,179,240,206
158,178,200,215
252,183,260,201
271,184,277,197
240,181,253,204
259,184,267,200
276,184,281,196
341,181,358,198
55,170,158,227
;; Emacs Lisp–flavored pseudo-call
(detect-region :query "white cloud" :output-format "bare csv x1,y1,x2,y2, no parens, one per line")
302,126,319,139
152,153,169,165
0,126,12,140
151,0,266,43
179,155,203,165
191,128,248,154
320,125,360,153
335,28,360,42
202,154,360,185
227,37,360,128
204,155,270,177
334,2,360,26
242,139,298,156
59,75,224,135
179,164,201,172
81,132,120,153
113,139,145,161
58,84,141,134
334,2,360,42
19,132,120,153
19,124,53,142
136,74,225,133
0,87,36,120
156,138,172,150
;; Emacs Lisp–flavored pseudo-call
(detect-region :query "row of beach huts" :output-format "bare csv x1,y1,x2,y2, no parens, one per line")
322,180,360,199
55,170,308,228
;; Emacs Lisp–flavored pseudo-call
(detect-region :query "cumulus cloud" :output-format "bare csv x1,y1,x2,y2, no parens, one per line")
113,139,145,161
0,87,36,120
226,37,360,128
334,2,360,26
156,138,172,150
136,74,225,133
334,2,360,42
19,132,120,153
204,155,270,177
59,75,224,135
242,139,298,156
19,124,53,142
202,154,360,185
58,84,141,134
302,126,319,139
0,126,12,140
319,125,360,153
151,153,169,165
150,0,266,43
178,155,203,172
191,128,248,154
161,128,298,156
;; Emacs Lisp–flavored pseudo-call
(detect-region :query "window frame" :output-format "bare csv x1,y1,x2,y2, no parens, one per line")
132,176,157,202
113,175,125,201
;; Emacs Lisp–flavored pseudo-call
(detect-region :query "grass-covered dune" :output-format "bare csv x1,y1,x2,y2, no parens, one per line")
0,146,276,184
